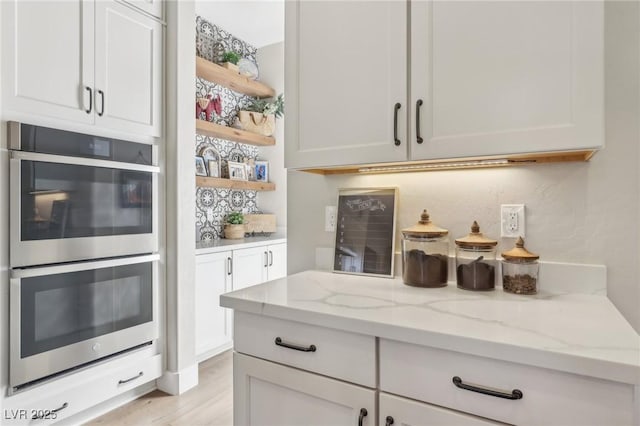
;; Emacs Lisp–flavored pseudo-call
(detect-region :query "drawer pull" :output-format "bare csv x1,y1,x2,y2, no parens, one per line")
452,376,523,400
385,415,395,426
118,371,144,385
358,408,368,426
32,402,68,420
275,337,316,352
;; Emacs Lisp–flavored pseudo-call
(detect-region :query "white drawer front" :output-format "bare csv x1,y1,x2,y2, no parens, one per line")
380,339,634,426
4,354,162,425
234,311,376,387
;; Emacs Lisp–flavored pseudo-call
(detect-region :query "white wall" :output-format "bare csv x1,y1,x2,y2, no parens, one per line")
287,1,640,332
257,42,287,232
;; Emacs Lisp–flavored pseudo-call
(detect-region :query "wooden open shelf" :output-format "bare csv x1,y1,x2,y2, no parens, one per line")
196,56,275,98
196,119,275,147
196,176,276,191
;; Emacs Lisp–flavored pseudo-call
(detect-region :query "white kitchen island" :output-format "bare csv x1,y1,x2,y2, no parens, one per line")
220,270,640,426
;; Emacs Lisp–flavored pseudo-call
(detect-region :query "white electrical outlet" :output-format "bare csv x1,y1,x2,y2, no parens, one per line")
500,204,525,238
325,206,337,232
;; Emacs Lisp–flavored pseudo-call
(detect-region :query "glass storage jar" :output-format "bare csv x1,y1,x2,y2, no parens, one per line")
455,221,498,291
401,210,449,287
501,237,539,295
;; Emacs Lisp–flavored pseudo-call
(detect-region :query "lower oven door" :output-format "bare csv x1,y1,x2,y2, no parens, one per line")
10,254,159,389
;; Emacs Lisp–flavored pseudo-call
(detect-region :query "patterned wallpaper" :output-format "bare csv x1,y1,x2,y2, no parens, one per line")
195,16,263,241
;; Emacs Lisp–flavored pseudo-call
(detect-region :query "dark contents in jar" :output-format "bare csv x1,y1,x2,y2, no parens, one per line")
403,249,448,287
456,262,495,291
503,274,537,294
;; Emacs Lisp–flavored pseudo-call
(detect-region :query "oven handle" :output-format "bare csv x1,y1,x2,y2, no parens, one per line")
10,150,159,173
11,254,160,279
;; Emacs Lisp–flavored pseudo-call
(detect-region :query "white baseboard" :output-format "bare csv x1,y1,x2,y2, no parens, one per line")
156,364,199,395
196,341,233,364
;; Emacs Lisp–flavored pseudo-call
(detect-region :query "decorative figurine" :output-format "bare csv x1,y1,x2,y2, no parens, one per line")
196,94,222,122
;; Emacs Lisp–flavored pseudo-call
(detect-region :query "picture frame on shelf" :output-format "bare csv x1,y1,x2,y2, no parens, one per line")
245,158,256,181
228,161,248,181
208,160,220,178
255,160,269,182
195,156,208,176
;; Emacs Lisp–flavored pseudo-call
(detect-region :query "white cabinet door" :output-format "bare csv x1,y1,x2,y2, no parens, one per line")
285,0,408,169
410,1,603,160
232,246,268,291
1,0,94,124
234,352,376,426
379,393,503,426
94,1,162,137
267,243,287,281
195,252,232,358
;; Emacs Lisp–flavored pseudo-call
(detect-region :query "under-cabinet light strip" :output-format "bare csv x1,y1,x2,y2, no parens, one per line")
358,159,510,173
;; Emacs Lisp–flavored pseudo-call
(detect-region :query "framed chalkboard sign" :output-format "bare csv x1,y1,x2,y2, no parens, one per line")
333,187,398,278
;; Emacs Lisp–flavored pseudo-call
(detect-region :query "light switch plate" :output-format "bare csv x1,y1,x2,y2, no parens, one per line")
325,206,337,232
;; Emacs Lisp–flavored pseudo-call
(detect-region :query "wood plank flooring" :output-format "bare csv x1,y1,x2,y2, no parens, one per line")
86,350,233,426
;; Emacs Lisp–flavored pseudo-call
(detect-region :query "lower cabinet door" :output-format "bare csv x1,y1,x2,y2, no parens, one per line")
379,392,504,426
267,243,287,281
232,246,268,290
234,352,375,426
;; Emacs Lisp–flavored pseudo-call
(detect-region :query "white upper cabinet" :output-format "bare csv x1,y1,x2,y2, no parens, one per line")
410,1,603,160
95,1,162,137
285,1,603,169
1,0,162,139
285,1,408,169
1,1,94,124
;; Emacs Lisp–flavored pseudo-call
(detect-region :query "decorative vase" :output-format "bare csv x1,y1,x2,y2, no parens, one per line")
236,111,275,136
224,223,245,239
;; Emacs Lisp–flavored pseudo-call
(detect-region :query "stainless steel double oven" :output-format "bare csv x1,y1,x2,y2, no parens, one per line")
8,122,159,391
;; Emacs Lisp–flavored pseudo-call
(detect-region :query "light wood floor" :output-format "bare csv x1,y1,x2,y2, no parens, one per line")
86,350,233,426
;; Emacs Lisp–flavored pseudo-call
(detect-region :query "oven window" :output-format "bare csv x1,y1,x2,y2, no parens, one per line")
20,161,152,241
20,262,153,358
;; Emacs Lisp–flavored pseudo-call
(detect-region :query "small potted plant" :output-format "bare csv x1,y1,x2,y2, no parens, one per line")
236,93,284,137
224,212,245,239
221,51,241,73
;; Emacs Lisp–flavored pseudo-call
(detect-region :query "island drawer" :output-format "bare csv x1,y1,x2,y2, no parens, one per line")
234,311,376,387
379,339,635,426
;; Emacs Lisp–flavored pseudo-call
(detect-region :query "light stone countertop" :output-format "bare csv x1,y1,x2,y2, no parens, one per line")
196,232,286,255
220,269,640,385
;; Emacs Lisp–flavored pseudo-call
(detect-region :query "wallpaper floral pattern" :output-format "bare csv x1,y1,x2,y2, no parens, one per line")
195,16,263,242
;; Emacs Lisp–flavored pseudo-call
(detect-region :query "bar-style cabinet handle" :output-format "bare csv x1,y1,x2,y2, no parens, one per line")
85,86,93,114
264,251,269,267
32,402,68,420
358,408,368,426
385,415,395,426
97,89,105,116
269,250,273,267
275,337,316,352
452,376,523,400
118,371,144,385
393,103,401,146
227,257,232,276
416,99,424,144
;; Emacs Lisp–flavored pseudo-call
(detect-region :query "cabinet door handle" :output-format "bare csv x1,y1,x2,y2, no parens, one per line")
275,337,316,352
227,257,232,276
393,103,401,146
358,408,368,426
264,251,269,267
118,371,143,385
269,250,273,266
452,376,523,400
97,89,104,116
416,99,424,144
32,402,68,420
385,415,394,426
85,86,93,114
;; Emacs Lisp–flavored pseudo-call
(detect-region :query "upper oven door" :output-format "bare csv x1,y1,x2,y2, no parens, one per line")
10,150,159,268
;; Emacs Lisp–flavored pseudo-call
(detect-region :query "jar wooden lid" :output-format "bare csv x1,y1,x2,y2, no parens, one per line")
455,221,497,248
402,209,448,238
501,236,539,260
